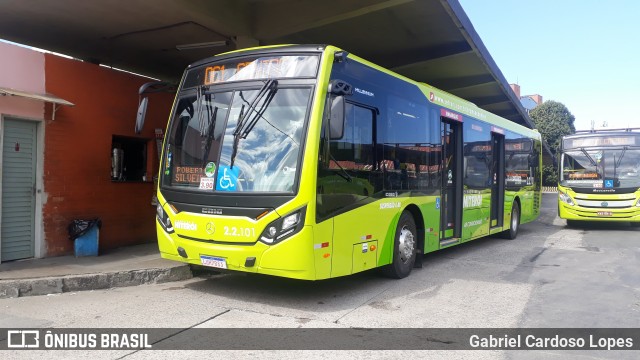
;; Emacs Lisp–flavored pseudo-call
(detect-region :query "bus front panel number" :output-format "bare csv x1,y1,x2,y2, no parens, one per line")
224,226,256,238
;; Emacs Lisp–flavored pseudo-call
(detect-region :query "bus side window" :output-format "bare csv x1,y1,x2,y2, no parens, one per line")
317,103,377,218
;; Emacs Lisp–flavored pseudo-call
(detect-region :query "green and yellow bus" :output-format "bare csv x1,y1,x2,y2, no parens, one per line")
147,44,542,280
558,129,640,225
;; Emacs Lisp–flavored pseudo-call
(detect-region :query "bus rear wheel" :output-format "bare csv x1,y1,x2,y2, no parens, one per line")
382,211,417,279
502,201,520,240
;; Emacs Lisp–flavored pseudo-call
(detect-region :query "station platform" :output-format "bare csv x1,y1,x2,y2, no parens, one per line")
0,243,191,298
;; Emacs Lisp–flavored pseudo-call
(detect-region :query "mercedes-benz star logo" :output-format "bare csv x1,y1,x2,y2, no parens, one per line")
205,222,215,235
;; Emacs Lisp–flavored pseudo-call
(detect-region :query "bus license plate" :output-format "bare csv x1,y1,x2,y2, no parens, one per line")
200,255,227,269
597,211,612,216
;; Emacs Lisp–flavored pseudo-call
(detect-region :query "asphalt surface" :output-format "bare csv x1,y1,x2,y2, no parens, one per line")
1,193,639,359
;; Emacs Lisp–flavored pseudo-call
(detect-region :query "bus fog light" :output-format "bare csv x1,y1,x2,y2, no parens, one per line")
268,226,277,237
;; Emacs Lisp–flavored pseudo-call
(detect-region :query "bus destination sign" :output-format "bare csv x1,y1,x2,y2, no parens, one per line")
564,135,638,149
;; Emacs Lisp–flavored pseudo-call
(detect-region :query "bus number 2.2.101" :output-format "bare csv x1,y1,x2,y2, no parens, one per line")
224,226,256,238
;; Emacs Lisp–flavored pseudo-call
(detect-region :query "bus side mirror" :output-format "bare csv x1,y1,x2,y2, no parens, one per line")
329,96,345,140
135,97,148,134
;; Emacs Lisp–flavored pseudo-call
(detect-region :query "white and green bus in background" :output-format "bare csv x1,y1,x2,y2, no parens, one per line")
142,44,542,280
559,129,640,226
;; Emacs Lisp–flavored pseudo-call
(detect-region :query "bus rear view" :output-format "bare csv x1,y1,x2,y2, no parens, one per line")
558,129,640,226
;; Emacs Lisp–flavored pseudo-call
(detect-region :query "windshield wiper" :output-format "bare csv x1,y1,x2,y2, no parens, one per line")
579,147,598,167
194,89,218,167
195,85,210,136
612,147,627,184
230,80,278,167
201,105,219,168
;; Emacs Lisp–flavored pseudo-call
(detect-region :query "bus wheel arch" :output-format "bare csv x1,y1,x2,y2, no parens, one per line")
404,204,425,253
502,197,521,240
382,206,421,279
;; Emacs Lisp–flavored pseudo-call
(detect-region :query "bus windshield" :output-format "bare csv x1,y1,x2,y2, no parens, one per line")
161,86,312,193
561,148,640,188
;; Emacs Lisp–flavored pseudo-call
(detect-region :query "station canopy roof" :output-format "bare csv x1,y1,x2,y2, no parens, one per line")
0,0,535,129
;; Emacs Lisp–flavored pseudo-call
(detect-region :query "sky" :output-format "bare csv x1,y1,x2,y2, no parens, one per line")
458,0,640,131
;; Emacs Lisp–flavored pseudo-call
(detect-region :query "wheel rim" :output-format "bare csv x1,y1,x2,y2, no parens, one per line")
511,207,519,232
398,225,415,263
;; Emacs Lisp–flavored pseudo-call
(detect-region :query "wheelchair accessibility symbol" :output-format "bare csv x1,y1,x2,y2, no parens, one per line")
604,180,614,188
216,165,239,191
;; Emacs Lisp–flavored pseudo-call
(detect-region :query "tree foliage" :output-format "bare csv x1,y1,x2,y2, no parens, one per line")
529,101,575,185
542,165,558,186
529,100,576,156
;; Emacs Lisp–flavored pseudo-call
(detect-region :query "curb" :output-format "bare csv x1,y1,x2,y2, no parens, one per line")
0,265,192,299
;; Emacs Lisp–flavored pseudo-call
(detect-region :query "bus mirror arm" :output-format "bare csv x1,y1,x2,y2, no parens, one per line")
329,96,345,140
135,81,177,134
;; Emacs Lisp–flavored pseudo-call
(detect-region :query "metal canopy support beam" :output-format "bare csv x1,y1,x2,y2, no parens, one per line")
256,0,414,39
466,95,510,107
234,35,259,49
434,74,496,92
384,42,473,70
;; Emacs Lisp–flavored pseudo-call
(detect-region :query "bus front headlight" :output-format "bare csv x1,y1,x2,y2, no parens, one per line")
636,198,640,207
259,206,306,245
156,203,174,233
559,191,575,206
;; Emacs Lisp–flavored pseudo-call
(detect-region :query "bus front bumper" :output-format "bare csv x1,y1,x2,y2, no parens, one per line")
558,201,640,222
157,222,318,280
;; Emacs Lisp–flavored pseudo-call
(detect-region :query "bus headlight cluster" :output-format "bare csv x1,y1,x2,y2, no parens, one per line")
259,207,306,245
156,203,174,233
559,191,575,206
636,198,640,207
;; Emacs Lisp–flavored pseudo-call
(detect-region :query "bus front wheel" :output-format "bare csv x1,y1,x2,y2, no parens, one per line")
382,211,417,279
502,202,520,240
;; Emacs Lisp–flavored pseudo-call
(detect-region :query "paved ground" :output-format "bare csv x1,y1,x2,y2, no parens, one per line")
1,193,639,359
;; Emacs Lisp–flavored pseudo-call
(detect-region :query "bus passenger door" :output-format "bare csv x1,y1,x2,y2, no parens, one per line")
440,120,462,243
490,132,505,228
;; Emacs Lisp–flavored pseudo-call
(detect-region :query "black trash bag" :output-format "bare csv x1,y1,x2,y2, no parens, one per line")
68,218,102,241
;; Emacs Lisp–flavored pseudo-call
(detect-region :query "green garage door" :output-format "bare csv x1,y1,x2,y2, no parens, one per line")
2,118,37,261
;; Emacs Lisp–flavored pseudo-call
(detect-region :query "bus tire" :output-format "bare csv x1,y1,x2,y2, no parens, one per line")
502,201,520,240
382,211,417,279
